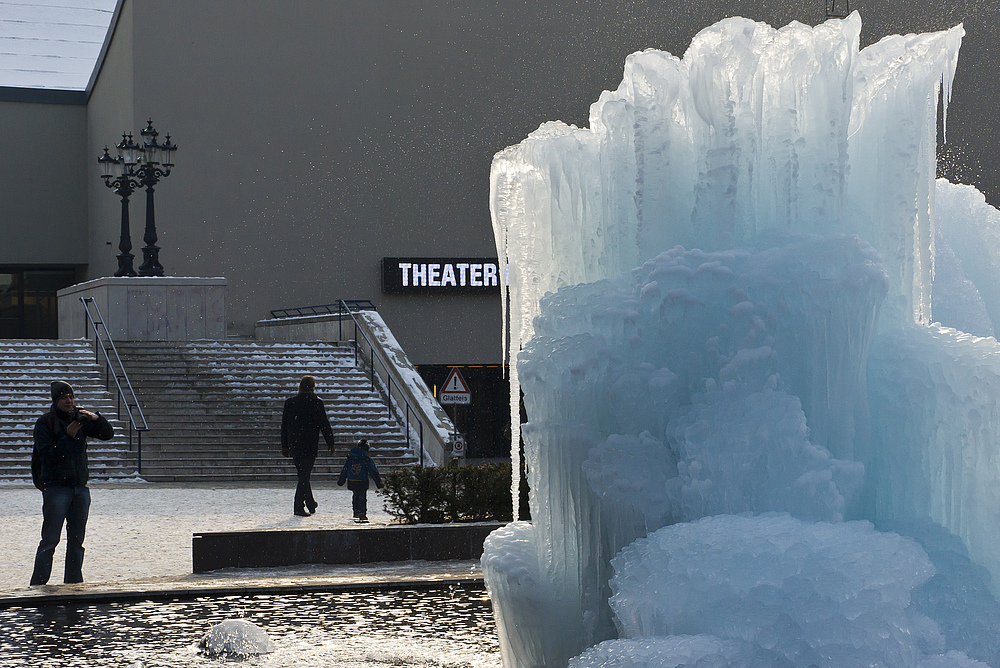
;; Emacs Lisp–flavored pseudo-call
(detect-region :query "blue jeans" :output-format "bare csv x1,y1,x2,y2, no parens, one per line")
30,485,91,585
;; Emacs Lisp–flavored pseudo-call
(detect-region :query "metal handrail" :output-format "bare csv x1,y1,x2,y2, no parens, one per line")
336,300,426,465
270,299,376,320
80,297,149,473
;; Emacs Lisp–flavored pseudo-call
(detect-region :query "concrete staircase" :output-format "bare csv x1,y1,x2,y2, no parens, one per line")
113,340,417,482
0,340,139,482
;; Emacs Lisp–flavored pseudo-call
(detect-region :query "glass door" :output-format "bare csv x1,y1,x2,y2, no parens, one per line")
0,269,77,339
0,272,22,338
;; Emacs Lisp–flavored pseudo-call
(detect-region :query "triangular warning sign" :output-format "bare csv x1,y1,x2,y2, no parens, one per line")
440,367,471,404
442,367,470,394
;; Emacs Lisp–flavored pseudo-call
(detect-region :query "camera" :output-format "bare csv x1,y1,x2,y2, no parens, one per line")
71,407,88,424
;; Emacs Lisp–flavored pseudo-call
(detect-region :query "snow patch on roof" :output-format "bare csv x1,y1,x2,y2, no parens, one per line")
0,0,117,91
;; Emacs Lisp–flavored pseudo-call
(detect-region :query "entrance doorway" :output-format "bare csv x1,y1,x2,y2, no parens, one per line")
0,268,78,339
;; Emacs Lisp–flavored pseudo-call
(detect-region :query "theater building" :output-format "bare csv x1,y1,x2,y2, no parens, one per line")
2,0,997,458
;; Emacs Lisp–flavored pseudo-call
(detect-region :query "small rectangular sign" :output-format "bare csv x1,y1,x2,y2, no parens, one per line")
382,257,501,294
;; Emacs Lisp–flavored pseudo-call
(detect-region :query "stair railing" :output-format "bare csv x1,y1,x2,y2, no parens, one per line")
269,299,376,322
80,297,149,474
336,300,426,465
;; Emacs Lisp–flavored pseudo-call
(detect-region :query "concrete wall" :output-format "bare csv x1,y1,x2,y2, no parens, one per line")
58,276,226,341
192,522,505,572
0,101,88,266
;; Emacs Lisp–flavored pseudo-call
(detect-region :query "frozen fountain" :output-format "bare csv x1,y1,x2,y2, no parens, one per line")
484,12,1000,667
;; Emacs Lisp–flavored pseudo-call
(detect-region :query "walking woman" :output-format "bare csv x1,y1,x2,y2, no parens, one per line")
280,375,336,516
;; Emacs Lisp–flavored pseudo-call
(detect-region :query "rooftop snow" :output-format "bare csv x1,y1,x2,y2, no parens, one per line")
0,0,117,92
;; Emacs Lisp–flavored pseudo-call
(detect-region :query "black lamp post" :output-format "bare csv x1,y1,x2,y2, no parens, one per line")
99,136,142,277
136,120,176,276
98,120,177,277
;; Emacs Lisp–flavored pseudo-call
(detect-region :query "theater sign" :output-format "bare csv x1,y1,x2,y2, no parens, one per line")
382,257,502,294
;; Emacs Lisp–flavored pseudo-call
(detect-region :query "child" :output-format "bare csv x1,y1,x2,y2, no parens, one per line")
337,438,382,522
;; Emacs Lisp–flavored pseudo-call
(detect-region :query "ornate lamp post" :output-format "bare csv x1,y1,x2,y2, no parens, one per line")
99,135,142,277
136,120,176,276
98,120,177,277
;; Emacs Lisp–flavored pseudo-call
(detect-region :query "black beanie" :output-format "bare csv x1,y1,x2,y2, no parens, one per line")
51,381,74,402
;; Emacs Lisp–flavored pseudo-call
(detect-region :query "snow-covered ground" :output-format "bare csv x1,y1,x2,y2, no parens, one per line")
0,482,393,593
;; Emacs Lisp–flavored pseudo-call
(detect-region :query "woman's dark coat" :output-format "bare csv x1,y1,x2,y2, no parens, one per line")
280,392,335,457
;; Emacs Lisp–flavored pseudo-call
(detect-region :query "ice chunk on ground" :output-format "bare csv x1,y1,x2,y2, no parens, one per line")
199,619,275,657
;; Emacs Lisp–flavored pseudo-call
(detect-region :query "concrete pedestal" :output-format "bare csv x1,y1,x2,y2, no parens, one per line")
58,276,227,341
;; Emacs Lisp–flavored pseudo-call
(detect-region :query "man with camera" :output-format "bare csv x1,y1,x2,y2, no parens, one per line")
29,380,114,585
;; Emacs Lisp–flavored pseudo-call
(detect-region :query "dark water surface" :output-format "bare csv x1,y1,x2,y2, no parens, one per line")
0,586,500,667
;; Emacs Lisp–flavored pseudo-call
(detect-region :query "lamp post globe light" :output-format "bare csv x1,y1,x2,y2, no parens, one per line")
98,120,177,277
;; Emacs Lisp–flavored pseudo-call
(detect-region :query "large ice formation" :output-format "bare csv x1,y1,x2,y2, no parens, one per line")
484,11,1000,668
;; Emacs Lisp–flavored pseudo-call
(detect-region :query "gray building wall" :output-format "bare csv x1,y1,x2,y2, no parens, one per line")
86,0,134,281
5,0,1000,365
0,101,88,266
92,0,523,363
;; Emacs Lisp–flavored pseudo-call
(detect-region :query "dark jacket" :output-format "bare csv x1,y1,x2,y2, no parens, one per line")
338,447,382,490
33,408,114,489
280,392,335,457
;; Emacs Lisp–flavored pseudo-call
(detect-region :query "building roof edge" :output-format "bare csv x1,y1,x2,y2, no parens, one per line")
84,0,126,103
0,0,124,106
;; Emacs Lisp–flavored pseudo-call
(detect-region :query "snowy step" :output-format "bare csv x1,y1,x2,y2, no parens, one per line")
133,445,410,458
0,339,144,482
135,422,401,433
0,338,418,482
137,450,399,461
111,340,416,480
140,454,411,468
134,443,410,456
138,472,406,483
